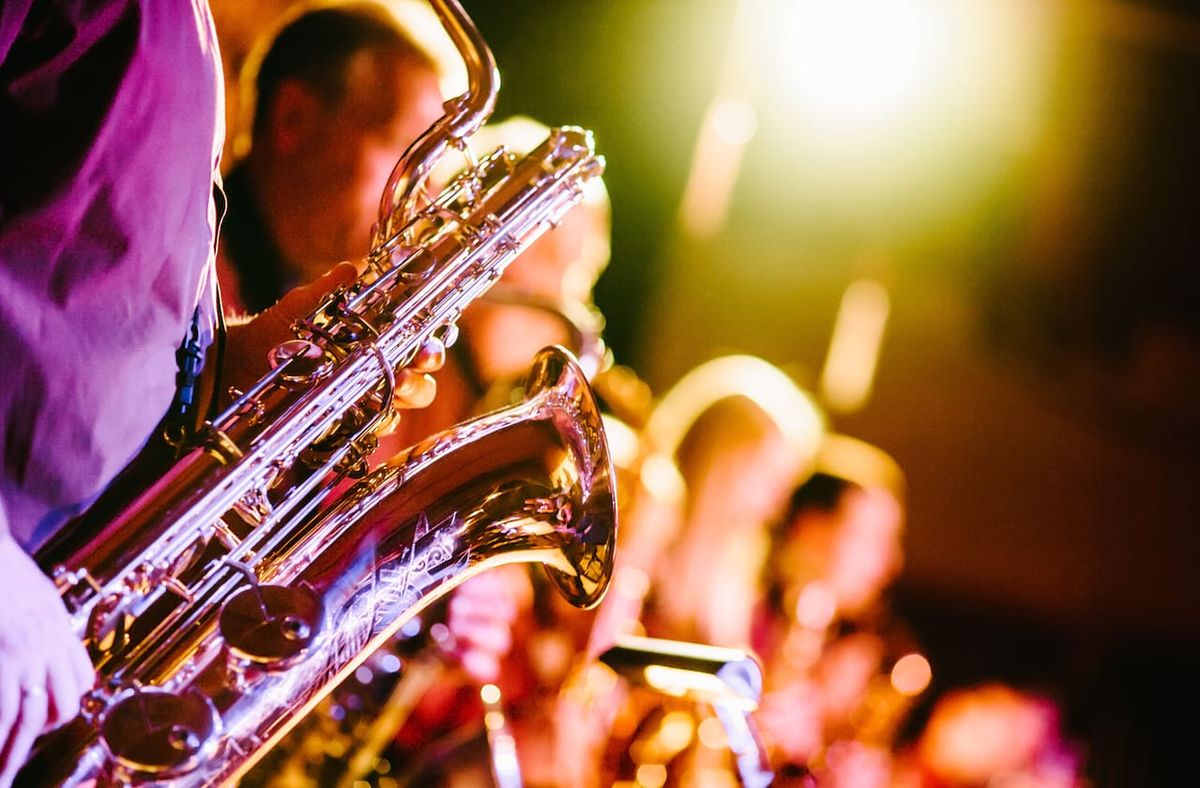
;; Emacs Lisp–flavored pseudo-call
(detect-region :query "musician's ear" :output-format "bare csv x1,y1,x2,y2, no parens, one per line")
265,80,323,156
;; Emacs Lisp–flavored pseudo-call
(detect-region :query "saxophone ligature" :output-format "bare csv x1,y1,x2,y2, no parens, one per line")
21,0,613,784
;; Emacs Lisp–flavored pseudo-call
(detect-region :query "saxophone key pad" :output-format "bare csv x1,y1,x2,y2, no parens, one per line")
269,339,332,384
219,583,325,670
99,687,220,780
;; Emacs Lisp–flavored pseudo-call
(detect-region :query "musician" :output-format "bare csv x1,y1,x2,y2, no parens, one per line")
0,1,443,782
214,0,447,316
223,111,612,786
752,436,920,785
377,114,613,687
540,357,825,787
892,681,1084,787
218,0,613,681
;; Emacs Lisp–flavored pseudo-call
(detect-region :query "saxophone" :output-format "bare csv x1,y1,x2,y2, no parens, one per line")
20,1,614,784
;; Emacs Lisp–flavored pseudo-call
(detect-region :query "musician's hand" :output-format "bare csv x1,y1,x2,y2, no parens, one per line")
222,262,444,408
394,333,444,410
0,532,94,787
442,566,532,683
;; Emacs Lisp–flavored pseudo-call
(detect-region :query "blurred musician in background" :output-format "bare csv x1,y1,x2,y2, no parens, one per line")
211,0,528,701
891,681,1084,788
539,356,825,788
367,114,618,787
753,434,926,785
543,398,926,787
211,0,607,697
368,115,616,785
223,95,616,782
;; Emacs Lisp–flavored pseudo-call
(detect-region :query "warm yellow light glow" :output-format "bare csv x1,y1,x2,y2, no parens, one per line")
602,414,642,473
891,652,933,697
697,715,729,750
635,763,668,788
639,453,686,505
776,0,949,128
640,665,760,712
820,278,891,414
665,0,1058,248
480,683,502,705
677,97,751,239
657,710,697,752
643,665,728,699
616,566,651,600
759,0,1058,204
712,99,758,147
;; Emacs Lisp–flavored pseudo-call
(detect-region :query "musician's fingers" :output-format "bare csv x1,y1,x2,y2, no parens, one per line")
69,646,94,700
0,683,47,788
393,369,436,410
271,261,358,323
0,674,17,772
43,659,80,730
409,337,446,374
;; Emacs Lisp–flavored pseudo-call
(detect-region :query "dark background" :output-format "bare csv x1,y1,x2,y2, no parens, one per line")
456,1,1200,784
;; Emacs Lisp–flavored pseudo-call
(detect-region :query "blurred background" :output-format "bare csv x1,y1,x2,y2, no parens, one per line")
212,0,1200,784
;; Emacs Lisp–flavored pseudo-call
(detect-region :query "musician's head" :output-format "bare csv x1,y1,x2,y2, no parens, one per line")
771,435,906,622
913,682,1082,787
642,357,824,644
239,1,450,277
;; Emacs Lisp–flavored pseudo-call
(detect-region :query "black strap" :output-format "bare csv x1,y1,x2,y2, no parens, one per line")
163,305,206,448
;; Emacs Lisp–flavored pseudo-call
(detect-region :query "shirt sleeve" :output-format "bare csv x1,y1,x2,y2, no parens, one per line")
0,0,34,64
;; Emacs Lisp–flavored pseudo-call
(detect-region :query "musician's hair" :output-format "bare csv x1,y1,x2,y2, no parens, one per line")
247,1,440,140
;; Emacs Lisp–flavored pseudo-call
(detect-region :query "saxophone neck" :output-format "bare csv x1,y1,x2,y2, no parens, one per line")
375,0,500,246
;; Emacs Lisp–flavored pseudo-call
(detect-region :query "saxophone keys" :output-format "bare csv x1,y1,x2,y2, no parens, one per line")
99,686,221,781
219,583,325,672
269,338,333,384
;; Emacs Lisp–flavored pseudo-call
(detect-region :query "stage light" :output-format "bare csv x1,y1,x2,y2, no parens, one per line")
671,0,1058,239
712,98,758,147
773,0,950,132
755,0,1058,221
820,277,891,414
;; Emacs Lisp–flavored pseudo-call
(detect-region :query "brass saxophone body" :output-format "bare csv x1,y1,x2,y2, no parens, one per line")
27,347,614,787
21,1,612,784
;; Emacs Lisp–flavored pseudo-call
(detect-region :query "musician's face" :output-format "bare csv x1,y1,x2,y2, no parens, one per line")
785,486,903,618
290,50,443,273
827,487,904,612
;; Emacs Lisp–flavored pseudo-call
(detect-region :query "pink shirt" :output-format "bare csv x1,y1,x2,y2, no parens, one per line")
0,0,224,550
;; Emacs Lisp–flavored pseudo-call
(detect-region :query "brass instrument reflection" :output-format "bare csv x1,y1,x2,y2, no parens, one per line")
600,635,773,788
